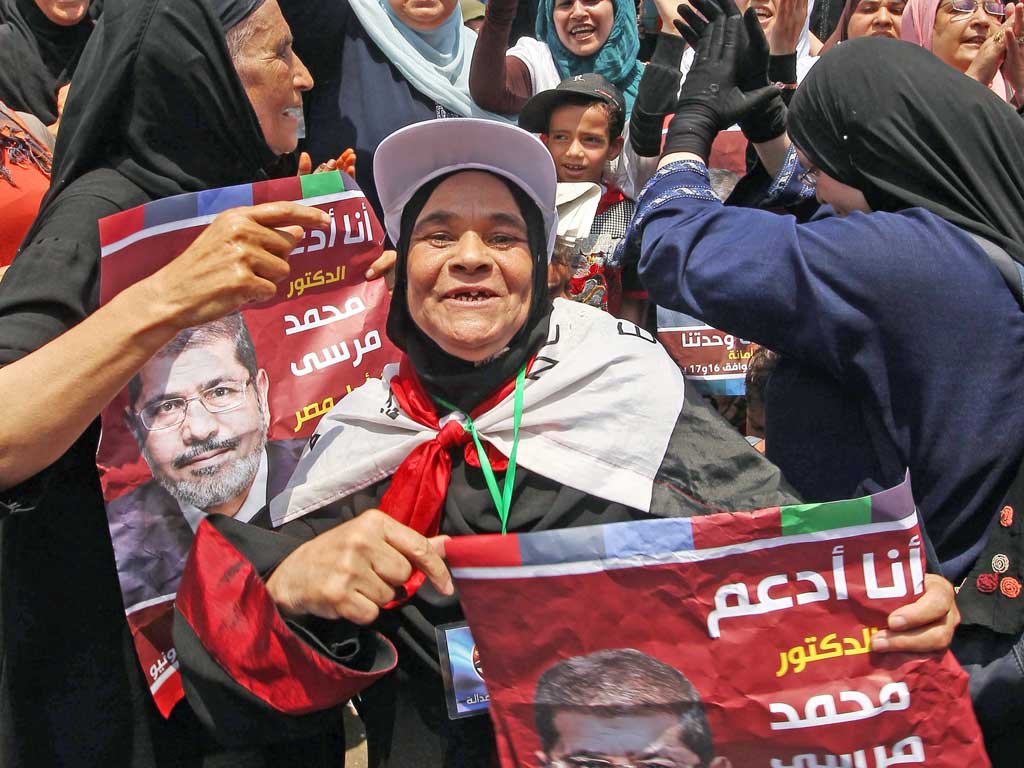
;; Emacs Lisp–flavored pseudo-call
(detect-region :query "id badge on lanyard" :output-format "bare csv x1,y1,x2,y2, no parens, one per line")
436,621,491,719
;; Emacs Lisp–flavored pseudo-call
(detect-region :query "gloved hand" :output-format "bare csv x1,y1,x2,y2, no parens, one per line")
674,0,787,145
663,0,779,160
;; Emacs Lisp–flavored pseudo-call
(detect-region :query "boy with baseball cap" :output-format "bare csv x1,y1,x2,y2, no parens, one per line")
519,74,647,324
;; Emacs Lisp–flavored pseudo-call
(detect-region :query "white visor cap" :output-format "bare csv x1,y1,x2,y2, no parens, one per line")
373,118,559,263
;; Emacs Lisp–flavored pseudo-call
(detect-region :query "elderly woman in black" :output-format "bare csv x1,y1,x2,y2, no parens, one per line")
173,118,958,767
0,0,359,764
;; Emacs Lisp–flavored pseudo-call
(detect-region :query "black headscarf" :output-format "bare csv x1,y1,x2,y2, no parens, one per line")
790,39,1024,266
0,0,95,124
21,0,278,248
386,171,553,413
789,37,1024,265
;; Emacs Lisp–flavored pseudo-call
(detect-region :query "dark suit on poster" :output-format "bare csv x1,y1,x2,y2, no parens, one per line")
107,438,306,610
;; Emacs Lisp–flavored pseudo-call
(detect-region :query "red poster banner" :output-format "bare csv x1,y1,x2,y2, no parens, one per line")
446,478,989,767
95,172,397,716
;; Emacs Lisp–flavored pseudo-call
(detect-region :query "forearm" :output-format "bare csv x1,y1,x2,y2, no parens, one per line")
752,132,791,177
0,284,177,490
469,0,532,114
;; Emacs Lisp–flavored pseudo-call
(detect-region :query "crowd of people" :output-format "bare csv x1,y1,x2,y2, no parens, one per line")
1,0,1023,765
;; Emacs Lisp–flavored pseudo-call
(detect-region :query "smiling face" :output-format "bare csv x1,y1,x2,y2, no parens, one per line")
552,0,615,57
846,0,905,38
931,0,1000,73
388,0,459,29
229,0,313,155
34,0,90,26
735,0,780,35
130,336,270,516
795,148,872,216
406,171,535,363
542,102,623,184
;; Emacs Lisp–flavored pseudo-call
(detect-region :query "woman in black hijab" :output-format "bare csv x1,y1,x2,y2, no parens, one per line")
630,17,1023,762
172,118,952,767
0,0,95,126
0,0,345,765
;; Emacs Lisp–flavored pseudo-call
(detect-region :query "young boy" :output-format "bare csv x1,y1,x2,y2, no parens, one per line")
518,74,647,325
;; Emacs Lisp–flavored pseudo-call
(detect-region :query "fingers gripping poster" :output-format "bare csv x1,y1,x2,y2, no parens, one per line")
95,171,396,716
446,478,989,768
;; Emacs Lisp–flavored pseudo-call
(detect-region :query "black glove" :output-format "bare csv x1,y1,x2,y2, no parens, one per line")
675,0,787,145
664,0,778,161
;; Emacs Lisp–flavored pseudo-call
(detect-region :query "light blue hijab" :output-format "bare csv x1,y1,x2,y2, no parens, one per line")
535,0,645,114
348,0,514,122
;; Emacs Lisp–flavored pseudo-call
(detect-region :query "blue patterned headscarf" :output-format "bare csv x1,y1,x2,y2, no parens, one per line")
535,0,644,115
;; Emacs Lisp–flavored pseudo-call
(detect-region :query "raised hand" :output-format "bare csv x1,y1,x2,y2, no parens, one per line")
133,202,330,331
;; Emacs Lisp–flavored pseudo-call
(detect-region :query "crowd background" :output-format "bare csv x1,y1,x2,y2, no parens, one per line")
1,0,1023,766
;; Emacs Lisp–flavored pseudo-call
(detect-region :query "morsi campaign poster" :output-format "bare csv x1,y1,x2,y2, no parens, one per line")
658,307,759,396
95,171,397,716
446,477,990,768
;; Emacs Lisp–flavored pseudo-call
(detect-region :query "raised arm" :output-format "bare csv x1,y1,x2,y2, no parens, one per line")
469,0,535,114
0,202,329,492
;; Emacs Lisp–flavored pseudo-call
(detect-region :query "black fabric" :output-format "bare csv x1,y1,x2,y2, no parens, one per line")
629,35,685,158
385,172,553,413
24,0,278,253
788,36,1024,266
0,0,94,124
0,0,302,765
210,0,264,31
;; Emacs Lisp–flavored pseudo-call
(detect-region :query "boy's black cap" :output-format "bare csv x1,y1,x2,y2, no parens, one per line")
518,73,627,134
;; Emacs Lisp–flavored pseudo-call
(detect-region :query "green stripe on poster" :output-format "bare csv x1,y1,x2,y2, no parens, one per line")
780,496,872,536
300,170,345,198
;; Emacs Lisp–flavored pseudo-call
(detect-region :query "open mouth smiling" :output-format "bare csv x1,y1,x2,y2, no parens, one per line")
443,287,500,303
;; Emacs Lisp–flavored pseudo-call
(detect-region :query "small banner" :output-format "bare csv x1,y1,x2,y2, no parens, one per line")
446,477,989,767
657,307,758,396
95,171,396,716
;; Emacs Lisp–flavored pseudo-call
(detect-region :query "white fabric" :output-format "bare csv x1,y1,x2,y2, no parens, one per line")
179,449,268,533
507,36,562,95
269,300,686,527
373,118,559,260
556,182,602,241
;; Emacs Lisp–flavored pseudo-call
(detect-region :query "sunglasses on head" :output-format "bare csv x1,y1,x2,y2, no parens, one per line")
947,0,1005,17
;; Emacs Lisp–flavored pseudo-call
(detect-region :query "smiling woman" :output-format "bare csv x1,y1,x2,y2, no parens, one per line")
171,118,802,768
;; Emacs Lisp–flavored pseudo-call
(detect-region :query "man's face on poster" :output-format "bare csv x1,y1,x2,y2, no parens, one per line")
130,336,270,512
541,709,729,768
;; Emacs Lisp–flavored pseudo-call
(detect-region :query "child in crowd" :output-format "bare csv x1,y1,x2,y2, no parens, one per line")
519,74,646,324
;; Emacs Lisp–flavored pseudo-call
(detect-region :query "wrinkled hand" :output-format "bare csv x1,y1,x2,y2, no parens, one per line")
967,23,1009,88
266,510,454,625
135,202,329,331
765,0,808,55
1002,3,1024,104
872,574,959,653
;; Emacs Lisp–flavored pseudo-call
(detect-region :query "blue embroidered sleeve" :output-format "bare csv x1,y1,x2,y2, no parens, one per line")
762,144,816,208
615,160,719,268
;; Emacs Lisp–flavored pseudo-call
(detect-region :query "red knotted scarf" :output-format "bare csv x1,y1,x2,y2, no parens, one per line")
377,356,520,600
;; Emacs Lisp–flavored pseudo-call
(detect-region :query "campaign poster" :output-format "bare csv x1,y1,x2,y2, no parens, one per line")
446,477,990,768
658,307,758,396
95,171,397,716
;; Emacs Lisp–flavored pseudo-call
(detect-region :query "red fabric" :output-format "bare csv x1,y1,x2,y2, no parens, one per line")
0,148,49,266
595,184,626,216
379,356,519,600
176,519,396,715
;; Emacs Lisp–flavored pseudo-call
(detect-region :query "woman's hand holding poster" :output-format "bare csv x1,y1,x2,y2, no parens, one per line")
446,477,989,767
94,171,396,716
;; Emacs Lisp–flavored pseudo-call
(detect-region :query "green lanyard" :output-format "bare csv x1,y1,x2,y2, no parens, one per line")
434,366,525,535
